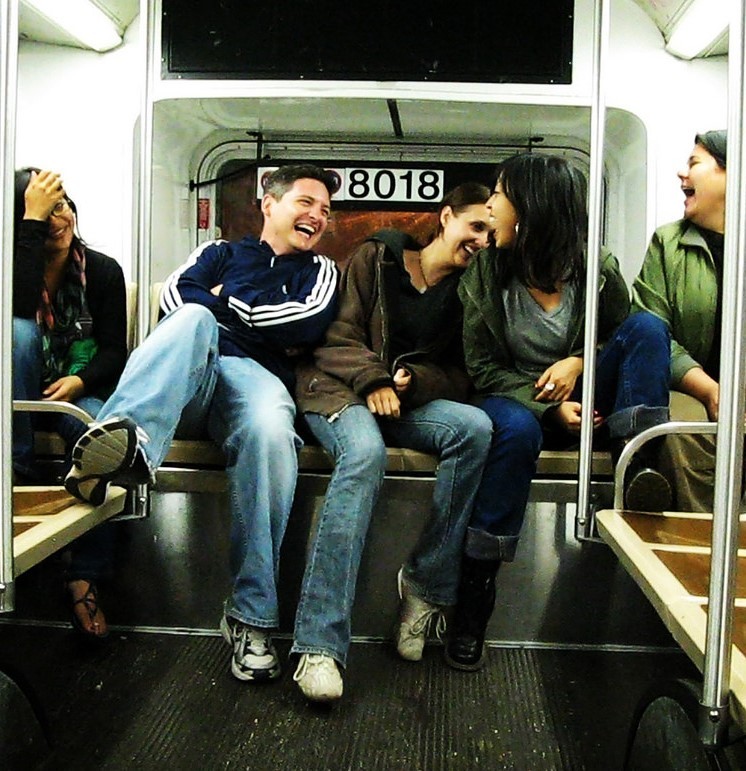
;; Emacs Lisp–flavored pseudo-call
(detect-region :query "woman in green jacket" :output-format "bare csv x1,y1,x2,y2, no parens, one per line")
447,153,672,671
631,130,727,512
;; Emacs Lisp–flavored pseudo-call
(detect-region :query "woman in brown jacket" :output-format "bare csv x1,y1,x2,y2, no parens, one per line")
291,183,494,703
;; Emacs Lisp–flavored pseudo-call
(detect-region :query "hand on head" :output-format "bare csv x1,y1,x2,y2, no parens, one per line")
23,169,66,222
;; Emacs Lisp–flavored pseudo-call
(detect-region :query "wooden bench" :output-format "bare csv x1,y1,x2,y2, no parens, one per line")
151,438,613,503
12,486,126,576
20,281,615,535
596,507,746,731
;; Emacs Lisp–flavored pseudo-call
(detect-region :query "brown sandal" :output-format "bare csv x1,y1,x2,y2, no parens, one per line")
67,579,109,640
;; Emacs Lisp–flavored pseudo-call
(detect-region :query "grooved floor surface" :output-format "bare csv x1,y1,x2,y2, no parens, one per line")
0,625,698,771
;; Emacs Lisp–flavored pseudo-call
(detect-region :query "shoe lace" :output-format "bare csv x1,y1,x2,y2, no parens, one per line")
398,568,446,639
293,654,334,683
234,623,269,656
409,607,446,639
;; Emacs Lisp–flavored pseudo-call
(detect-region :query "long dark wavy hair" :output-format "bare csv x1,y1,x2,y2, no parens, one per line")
13,166,82,251
496,153,587,294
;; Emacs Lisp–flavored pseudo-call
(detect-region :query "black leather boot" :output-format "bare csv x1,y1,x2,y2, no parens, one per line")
445,556,500,671
611,437,672,512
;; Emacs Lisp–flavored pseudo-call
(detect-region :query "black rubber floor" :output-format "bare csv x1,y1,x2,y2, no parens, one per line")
0,624,698,770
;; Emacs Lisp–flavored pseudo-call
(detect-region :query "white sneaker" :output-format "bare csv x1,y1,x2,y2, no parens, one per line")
395,568,445,662
293,654,343,703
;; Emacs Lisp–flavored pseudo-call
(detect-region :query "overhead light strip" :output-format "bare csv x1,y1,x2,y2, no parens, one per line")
666,0,730,60
23,0,122,52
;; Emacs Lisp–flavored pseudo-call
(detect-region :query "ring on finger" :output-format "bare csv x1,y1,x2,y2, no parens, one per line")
543,382,556,392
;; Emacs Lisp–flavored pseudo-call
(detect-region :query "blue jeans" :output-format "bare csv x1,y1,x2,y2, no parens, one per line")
467,311,671,561
292,400,493,667
12,316,115,580
94,304,301,628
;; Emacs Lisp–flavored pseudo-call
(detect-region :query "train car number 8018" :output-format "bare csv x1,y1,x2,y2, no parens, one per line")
343,168,444,203
258,166,444,203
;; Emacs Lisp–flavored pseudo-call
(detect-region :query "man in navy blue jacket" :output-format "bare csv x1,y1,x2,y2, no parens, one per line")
65,165,339,682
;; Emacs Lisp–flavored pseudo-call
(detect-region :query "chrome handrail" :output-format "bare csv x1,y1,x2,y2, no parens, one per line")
576,0,610,539
12,400,95,424
0,0,19,614
700,0,746,747
612,421,717,510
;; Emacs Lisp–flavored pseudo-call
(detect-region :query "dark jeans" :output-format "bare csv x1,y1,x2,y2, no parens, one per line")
466,312,671,561
13,316,115,582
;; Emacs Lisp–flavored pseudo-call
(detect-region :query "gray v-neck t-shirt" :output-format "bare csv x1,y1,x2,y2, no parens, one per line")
502,278,575,379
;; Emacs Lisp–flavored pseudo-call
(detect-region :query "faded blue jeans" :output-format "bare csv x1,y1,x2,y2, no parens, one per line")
93,304,301,628
13,316,115,581
292,400,493,667
466,311,671,562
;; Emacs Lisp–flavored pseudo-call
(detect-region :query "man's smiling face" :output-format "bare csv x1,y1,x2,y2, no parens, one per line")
260,178,331,255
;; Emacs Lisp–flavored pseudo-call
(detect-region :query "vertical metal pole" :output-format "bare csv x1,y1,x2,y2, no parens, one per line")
576,0,609,537
136,0,157,344
0,0,19,613
699,0,746,748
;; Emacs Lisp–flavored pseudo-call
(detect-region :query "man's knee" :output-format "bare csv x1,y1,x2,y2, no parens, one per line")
157,304,218,344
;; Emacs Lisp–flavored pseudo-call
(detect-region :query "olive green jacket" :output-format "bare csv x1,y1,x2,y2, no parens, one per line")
631,220,717,387
458,246,630,420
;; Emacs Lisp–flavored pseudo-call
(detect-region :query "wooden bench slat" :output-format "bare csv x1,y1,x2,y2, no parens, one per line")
597,508,746,731
12,487,127,576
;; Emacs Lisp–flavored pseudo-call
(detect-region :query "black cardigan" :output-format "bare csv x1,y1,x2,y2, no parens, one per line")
13,219,127,398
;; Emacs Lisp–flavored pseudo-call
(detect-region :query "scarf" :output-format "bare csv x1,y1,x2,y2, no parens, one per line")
37,244,97,384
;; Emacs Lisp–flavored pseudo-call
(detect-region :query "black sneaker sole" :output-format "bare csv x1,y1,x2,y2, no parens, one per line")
65,417,140,505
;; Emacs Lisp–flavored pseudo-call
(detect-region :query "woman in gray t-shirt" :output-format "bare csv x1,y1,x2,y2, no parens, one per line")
447,153,672,672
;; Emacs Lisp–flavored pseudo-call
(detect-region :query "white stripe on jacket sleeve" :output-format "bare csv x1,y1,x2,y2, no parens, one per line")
228,255,338,328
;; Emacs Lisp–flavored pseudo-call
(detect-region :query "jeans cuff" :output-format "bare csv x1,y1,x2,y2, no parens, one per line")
290,643,346,669
465,527,519,562
224,600,277,630
399,567,454,607
606,405,669,439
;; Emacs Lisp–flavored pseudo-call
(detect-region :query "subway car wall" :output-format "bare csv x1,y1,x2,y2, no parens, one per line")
14,0,727,287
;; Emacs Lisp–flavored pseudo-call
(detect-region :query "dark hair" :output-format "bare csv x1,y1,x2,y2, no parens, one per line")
263,164,340,200
497,153,587,294
14,166,80,248
695,130,727,169
433,181,491,238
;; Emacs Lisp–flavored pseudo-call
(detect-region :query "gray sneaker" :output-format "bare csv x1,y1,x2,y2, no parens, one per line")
65,416,148,505
293,654,343,703
395,568,445,662
220,615,281,682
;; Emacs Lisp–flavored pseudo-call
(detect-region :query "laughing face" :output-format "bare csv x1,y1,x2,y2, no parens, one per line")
260,178,331,255
45,198,75,255
439,203,492,268
678,144,726,233
487,179,519,248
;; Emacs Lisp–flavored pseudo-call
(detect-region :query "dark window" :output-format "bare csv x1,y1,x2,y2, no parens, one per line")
162,1,573,84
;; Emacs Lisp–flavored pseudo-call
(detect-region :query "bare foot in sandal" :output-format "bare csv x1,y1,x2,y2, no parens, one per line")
67,579,109,639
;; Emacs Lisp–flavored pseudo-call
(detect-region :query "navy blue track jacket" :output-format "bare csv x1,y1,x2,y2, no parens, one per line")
160,235,339,390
